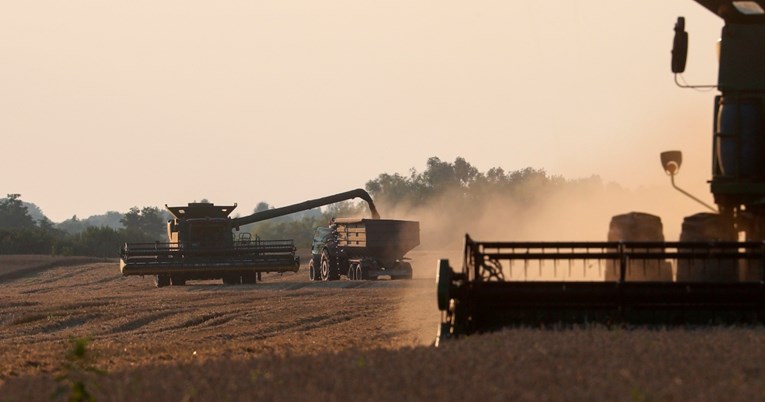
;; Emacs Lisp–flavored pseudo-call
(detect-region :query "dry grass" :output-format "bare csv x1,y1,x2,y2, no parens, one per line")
1,258,764,401
4,327,765,402
0,255,110,281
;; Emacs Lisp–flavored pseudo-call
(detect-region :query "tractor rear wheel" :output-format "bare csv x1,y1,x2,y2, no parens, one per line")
320,250,339,281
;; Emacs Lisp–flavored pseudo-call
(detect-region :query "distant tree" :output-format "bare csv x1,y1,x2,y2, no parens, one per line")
82,211,125,230
254,202,271,213
22,201,46,222
366,156,568,210
0,194,36,230
58,215,87,234
324,201,367,219
138,207,165,238
121,208,142,232
37,216,58,233
0,227,54,254
120,206,166,240
75,226,125,258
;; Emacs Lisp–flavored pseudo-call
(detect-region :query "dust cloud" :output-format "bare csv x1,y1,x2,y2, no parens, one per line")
387,178,702,343
380,179,700,278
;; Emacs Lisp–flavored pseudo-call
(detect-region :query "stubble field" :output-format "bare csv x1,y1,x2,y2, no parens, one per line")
2,254,765,401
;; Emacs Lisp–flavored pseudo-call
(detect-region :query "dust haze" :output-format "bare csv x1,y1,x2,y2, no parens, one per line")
381,179,702,278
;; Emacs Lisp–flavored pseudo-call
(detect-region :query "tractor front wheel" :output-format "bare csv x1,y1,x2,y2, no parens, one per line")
320,250,339,281
308,257,321,281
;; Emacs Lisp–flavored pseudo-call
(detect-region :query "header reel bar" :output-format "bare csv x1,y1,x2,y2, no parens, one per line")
435,235,765,345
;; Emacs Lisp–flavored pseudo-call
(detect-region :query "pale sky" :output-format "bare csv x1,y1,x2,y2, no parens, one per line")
2,1,723,222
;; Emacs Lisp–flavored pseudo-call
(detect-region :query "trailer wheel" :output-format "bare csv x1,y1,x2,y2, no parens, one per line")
355,264,362,281
348,263,358,280
170,275,186,286
392,262,413,280
320,250,339,281
154,274,170,288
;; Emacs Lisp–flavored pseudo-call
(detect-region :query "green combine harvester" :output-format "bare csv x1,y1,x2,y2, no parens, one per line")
120,189,382,287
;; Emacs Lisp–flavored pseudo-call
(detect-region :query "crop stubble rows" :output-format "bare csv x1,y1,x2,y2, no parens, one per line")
2,257,765,401
0,258,436,381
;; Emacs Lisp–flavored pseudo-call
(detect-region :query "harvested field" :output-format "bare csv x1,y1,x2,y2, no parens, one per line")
1,255,765,401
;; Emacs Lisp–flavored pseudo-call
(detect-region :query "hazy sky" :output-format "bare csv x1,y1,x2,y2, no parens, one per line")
2,1,723,222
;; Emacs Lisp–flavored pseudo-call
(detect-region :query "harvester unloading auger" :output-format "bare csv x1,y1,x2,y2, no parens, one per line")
436,0,765,344
120,189,380,287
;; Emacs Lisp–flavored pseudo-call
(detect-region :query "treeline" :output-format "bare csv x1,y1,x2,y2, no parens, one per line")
365,156,599,209
1,156,607,256
0,194,166,257
248,157,602,247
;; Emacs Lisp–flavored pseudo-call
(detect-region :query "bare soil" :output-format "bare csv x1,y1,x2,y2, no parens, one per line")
2,256,765,401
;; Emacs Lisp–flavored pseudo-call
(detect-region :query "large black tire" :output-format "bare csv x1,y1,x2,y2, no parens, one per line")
348,263,358,281
222,274,241,285
320,249,339,281
677,212,738,282
308,257,321,281
605,212,672,282
391,262,413,280
170,275,186,286
241,272,258,284
358,259,373,280
154,274,170,288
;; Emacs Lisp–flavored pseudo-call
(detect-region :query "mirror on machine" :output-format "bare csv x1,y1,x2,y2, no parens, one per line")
671,16,688,73
660,150,683,175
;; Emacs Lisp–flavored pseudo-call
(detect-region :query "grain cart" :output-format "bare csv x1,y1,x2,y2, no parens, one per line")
307,218,420,281
120,189,380,287
436,0,765,344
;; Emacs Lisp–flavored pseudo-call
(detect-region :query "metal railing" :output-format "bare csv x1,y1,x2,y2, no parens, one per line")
462,235,765,283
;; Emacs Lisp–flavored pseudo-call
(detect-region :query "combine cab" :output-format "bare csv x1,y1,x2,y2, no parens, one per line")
436,0,765,342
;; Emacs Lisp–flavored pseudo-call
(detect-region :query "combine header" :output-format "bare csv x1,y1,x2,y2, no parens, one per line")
120,189,381,287
437,0,765,343
437,236,765,343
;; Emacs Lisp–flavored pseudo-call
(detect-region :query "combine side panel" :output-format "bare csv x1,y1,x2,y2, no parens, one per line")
436,235,765,344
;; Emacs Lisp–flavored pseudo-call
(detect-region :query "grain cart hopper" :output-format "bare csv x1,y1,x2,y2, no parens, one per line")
120,189,380,287
307,218,420,281
436,0,765,344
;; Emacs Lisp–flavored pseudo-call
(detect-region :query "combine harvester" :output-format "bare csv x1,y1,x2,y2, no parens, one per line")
120,189,386,287
436,0,765,344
